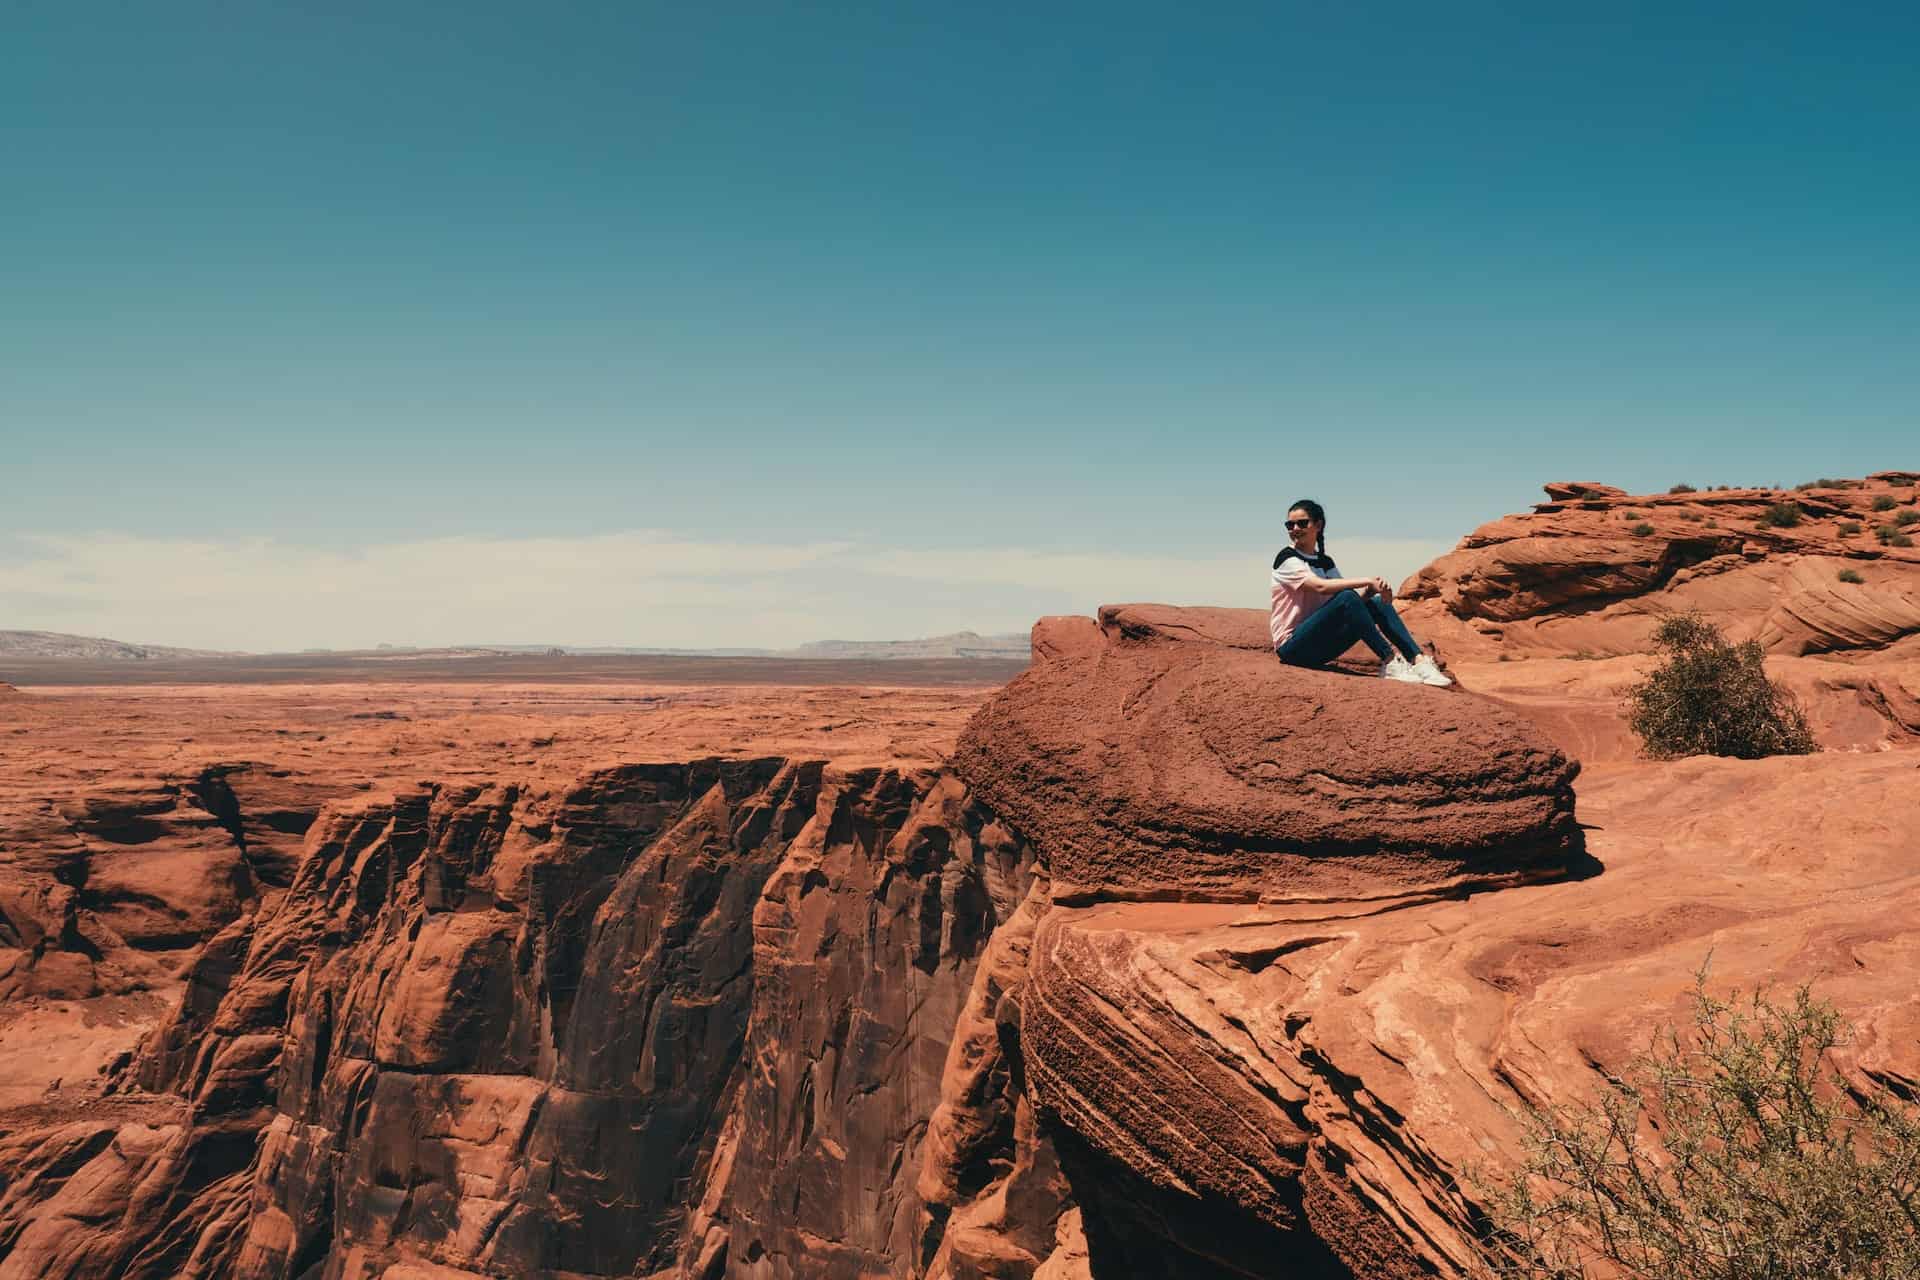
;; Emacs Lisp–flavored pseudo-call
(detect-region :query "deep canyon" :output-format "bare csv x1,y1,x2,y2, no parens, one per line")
3,475,1918,1278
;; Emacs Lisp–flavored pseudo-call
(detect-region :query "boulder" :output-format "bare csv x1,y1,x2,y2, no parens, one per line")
954,606,1581,903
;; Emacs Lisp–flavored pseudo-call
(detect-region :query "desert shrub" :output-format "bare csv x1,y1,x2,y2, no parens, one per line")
1875,524,1911,545
1890,534,1915,549
1631,522,1654,536
1474,978,1920,1280
1894,509,1919,526
1668,483,1697,494
1838,568,1865,584
1680,511,1704,523
1622,510,1644,519
1797,477,1858,490
1839,521,1863,536
1758,502,1803,528
1872,494,1897,511
1626,613,1815,759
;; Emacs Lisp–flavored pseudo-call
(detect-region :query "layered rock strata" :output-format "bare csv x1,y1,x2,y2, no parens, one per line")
0,758,1033,1280
955,605,1581,904
1397,472,1920,660
920,604,1920,1279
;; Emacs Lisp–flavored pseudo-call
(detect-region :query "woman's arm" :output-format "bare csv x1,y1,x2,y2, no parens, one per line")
1296,575,1382,597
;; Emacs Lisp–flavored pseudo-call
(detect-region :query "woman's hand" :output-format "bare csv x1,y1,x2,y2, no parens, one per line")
1372,577,1394,602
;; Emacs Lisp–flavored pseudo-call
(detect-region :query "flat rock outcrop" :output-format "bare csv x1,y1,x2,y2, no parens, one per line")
954,605,1580,904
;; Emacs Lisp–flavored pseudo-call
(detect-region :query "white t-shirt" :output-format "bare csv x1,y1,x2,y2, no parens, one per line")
1269,551,1340,648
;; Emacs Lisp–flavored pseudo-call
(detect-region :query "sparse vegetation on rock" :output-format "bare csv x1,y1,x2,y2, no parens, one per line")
1631,522,1654,536
1873,494,1897,511
1839,521,1864,536
1476,978,1920,1280
1894,509,1919,527
1667,483,1696,494
1838,568,1865,584
1758,502,1804,528
1626,613,1815,759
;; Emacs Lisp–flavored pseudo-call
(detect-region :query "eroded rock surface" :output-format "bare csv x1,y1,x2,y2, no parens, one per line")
0,682,1019,1280
923,600,1920,1279
1398,473,1920,661
954,604,1580,904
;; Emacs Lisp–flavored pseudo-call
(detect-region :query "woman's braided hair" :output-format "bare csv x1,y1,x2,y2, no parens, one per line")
1289,498,1328,559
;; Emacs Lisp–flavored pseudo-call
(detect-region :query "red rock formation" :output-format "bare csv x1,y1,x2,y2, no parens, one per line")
1398,474,1920,660
921,601,1920,1279
0,683,1014,1279
956,603,1578,905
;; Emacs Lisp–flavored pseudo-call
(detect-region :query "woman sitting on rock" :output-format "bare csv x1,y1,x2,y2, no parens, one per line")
1270,498,1452,686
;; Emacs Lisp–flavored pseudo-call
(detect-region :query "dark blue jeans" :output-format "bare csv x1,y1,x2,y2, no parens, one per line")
1277,591,1421,668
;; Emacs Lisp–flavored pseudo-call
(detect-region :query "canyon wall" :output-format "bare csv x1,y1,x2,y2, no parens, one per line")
1,755,1034,1280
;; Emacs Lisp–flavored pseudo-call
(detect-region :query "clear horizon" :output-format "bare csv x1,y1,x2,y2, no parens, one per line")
8,4,1916,650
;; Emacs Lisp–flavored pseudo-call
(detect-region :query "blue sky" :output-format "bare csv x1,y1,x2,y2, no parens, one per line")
5,3,1915,649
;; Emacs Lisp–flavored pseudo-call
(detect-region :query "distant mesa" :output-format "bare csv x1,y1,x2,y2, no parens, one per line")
790,630,1029,660
0,629,1031,664
0,630,237,660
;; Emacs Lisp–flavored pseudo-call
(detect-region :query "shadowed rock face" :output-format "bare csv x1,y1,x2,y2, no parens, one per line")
0,757,1034,1280
953,605,1582,904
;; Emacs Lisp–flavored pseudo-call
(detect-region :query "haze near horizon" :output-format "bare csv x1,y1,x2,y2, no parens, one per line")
7,3,1916,651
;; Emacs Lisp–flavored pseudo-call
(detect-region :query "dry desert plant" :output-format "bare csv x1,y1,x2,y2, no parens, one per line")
1626,613,1814,759
1474,978,1920,1280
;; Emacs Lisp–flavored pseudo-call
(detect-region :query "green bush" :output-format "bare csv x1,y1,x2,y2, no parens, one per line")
1626,613,1815,759
1894,509,1919,526
1875,524,1911,545
1891,534,1915,549
1839,521,1863,536
1668,483,1697,494
1838,568,1865,584
1631,522,1654,536
1475,978,1920,1280
1872,494,1897,511
1758,502,1803,528
1797,477,1858,490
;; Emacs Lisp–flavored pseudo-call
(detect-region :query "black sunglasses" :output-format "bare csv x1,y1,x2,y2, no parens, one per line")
1284,518,1314,530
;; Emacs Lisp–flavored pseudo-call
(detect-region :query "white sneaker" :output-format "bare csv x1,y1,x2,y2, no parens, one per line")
1381,655,1424,684
1411,654,1454,687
